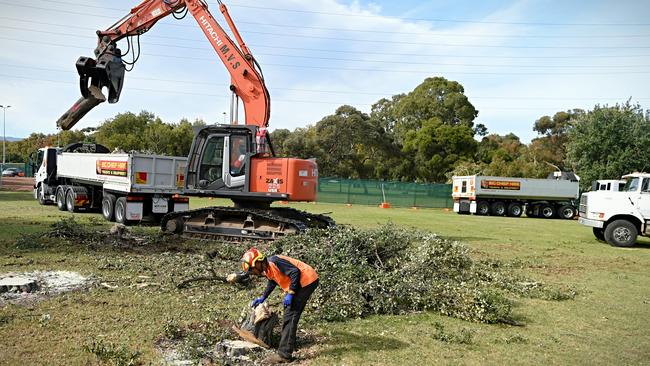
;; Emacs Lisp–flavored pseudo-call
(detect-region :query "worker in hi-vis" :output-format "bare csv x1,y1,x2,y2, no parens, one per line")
240,248,319,364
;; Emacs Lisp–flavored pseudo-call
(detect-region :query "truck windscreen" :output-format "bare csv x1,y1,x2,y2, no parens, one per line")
623,177,640,192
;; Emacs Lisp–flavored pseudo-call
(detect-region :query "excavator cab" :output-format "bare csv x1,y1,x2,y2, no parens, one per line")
193,128,249,191
186,125,256,196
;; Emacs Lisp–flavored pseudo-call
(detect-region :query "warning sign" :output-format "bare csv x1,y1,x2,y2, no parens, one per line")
96,160,128,177
480,180,521,190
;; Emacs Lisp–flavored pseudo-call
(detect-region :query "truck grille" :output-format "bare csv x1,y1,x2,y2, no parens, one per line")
579,194,587,214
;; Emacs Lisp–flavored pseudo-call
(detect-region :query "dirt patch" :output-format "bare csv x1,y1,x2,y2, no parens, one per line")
0,270,92,306
0,177,34,192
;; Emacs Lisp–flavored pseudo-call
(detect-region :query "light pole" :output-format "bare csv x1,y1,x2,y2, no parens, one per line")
0,105,10,189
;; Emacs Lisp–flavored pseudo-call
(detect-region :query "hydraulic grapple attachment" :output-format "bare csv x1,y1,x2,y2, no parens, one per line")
56,52,125,131
76,54,125,104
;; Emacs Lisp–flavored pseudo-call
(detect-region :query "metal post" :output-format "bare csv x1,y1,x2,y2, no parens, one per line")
0,105,10,189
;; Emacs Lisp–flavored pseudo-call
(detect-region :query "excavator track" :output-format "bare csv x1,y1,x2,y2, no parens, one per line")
160,206,334,241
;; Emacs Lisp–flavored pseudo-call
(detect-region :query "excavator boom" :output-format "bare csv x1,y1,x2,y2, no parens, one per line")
56,0,270,131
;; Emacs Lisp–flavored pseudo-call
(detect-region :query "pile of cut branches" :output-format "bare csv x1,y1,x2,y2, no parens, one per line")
272,224,574,324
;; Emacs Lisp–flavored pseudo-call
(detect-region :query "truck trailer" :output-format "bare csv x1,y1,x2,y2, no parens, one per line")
452,174,580,219
33,144,189,224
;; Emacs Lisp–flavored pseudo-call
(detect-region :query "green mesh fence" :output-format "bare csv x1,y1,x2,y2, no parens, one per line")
317,178,453,208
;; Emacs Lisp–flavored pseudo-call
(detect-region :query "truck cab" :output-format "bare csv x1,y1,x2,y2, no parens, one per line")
33,147,60,204
578,172,650,246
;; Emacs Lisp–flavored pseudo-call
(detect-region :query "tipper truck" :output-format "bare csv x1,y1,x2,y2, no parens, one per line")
33,144,189,224
452,173,580,219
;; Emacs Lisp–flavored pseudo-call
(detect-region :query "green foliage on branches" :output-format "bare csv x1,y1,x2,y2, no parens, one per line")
566,103,650,189
273,77,481,182
272,225,568,324
5,111,203,164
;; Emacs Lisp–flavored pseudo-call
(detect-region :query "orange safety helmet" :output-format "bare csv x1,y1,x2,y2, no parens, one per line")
241,247,266,273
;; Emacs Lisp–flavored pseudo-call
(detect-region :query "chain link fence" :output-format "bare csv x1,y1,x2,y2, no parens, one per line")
318,178,453,208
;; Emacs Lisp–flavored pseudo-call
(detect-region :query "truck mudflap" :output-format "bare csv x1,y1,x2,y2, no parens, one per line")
578,217,604,228
160,206,335,240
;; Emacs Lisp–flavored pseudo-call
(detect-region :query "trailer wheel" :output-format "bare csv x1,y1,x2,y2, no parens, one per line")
490,201,506,216
593,227,605,241
476,201,490,215
506,202,523,217
604,220,638,247
540,204,555,219
115,197,128,224
102,194,117,222
56,188,67,211
65,189,77,212
558,205,576,220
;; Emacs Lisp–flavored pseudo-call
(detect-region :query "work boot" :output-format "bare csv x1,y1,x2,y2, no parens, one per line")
263,352,292,364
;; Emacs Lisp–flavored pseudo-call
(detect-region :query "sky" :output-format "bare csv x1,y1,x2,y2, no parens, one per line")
1,0,649,143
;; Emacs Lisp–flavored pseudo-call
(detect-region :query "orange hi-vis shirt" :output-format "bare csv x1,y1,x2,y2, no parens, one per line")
261,255,318,296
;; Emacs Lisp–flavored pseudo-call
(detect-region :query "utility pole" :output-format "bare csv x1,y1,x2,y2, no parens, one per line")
0,105,10,189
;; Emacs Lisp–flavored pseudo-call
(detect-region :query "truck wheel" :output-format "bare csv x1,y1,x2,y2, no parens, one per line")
558,205,576,220
540,204,555,219
490,201,506,216
37,185,47,205
506,202,523,217
476,201,490,215
604,220,637,247
115,197,128,224
102,194,117,222
65,189,78,213
56,188,67,211
593,227,605,241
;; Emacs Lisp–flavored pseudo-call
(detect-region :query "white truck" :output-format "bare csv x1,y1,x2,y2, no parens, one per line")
578,172,650,247
452,173,580,219
33,144,189,224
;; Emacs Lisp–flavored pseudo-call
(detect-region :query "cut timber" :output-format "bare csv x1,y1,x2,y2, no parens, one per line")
231,325,270,349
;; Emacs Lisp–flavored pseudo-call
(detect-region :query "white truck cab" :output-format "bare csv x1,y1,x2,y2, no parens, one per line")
578,172,650,247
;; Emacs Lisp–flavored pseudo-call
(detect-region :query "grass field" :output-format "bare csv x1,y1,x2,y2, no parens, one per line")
1,191,649,365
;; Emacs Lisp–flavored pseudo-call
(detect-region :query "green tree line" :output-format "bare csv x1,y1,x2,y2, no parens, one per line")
6,77,649,189
5,112,204,164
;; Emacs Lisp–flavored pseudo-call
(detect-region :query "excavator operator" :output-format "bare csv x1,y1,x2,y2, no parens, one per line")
230,137,247,176
241,248,319,364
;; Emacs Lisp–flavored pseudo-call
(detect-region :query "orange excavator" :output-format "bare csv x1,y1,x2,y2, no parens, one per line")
56,0,333,239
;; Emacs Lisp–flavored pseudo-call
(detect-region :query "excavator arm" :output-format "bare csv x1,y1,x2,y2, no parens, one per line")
56,0,270,132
